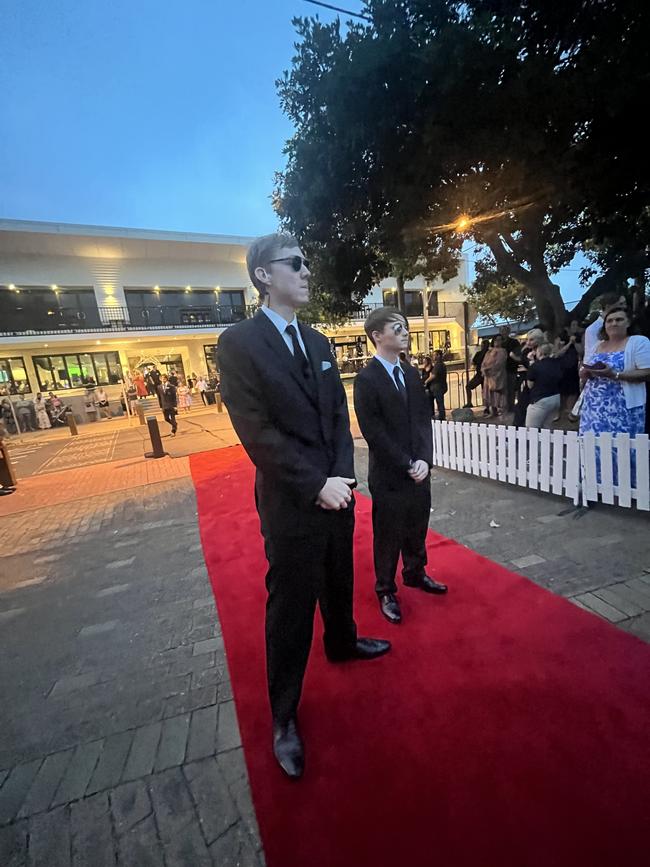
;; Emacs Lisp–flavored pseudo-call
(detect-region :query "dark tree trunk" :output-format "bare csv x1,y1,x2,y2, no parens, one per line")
396,273,406,314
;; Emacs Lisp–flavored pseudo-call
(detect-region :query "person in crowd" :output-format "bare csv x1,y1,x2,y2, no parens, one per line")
583,292,627,363
96,387,111,419
126,381,138,413
524,344,563,429
84,387,98,422
218,232,390,779
354,308,447,627
481,335,508,417
134,370,148,399
197,374,209,405
499,325,521,411
429,349,448,420
1,399,17,435
464,338,490,409
421,356,434,415
579,306,650,439
512,328,545,426
554,326,583,421
178,379,192,412
187,372,195,391
146,367,162,404
15,397,34,432
161,374,178,436
167,369,179,387
34,393,52,429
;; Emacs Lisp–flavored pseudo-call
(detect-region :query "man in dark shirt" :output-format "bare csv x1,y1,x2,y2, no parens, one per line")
161,375,178,436
525,344,562,429
464,338,490,408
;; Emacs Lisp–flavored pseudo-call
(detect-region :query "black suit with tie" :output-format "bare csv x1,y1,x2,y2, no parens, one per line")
217,310,357,723
353,358,434,595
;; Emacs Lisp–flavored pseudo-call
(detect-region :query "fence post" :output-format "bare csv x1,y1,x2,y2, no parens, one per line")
0,440,17,490
135,402,146,426
216,393,223,413
67,411,78,436
144,416,166,459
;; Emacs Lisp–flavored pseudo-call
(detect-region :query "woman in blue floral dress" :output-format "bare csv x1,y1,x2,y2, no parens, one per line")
579,307,650,482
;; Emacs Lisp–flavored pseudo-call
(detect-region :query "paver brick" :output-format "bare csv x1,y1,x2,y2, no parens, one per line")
28,805,71,867
110,779,153,835
594,587,645,618
52,740,103,806
153,714,191,771
121,722,162,781
184,758,240,844
87,730,133,794
70,792,115,867
0,818,28,867
572,592,627,623
0,759,42,825
116,813,164,867
18,749,73,818
216,701,242,753
186,705,219,762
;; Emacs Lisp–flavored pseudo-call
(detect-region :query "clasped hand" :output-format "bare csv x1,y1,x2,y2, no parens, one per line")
316,477,355,510
408,460,429,483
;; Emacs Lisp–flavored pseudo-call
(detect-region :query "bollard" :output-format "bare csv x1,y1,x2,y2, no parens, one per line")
67,411,79,436
135,402,146,426
144,416,166,459
216,393,223,413
0,441,18,490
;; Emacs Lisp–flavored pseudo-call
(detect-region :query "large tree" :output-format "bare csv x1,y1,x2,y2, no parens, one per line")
275,0,650,333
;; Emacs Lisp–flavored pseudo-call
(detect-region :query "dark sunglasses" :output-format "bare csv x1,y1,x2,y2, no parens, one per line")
267,255,310,272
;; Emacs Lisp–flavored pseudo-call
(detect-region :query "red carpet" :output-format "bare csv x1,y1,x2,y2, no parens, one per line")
191,446,650,867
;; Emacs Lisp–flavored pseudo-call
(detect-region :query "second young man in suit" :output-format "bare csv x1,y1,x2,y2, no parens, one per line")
354,308,448,625
218,234,390,779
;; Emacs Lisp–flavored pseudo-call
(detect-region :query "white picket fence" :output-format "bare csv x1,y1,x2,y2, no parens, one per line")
431,421,650,511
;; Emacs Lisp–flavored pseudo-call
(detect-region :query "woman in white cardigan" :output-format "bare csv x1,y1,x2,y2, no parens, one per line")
579,306,650,439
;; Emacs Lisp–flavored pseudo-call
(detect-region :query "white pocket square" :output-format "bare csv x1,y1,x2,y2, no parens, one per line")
321,361,332,371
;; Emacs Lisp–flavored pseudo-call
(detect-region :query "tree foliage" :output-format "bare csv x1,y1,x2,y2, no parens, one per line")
465,259,536,326
275,0,650,333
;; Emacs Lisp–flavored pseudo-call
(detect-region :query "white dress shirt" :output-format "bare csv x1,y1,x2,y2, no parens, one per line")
373,354,406,390
261,305,308,359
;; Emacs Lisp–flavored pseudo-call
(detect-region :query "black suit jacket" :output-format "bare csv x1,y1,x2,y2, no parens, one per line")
217,311,354,533
354,358,433,491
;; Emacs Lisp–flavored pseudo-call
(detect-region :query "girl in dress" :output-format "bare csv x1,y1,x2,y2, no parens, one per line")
34,393,52,429
178,380,192,412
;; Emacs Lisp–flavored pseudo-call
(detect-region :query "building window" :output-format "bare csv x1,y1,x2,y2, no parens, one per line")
380,289,438,317
32,351,123,390
203,345,219,376
0,286,99,332
124,287,246,327
0,357,31,395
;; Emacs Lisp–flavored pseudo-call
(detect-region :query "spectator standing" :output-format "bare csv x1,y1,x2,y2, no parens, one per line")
421,356,434,416
464,338,490,409
499,325,521,411
583,293,626,363
167,370,179,387
96,387,111,419
34,393,52,430
525,344,563,429
481,336,508,417
554,327,583,421
15,397,34,432
161,375,178,436
134,371,148,398
178,380,192,412
579,306,650,439
197,375,209,405
429,349,448,420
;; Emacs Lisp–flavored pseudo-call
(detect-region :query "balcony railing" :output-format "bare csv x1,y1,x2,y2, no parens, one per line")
0,304,260,336
0,300,465,337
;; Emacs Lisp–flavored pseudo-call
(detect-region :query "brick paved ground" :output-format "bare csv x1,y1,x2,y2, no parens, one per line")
0,478,262,866
1,433,649,866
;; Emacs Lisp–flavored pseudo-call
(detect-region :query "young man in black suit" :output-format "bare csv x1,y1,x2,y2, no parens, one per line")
354,308,448,625
218,233,390,779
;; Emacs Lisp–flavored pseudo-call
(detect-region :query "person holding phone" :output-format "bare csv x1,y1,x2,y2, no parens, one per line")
579,306,650,440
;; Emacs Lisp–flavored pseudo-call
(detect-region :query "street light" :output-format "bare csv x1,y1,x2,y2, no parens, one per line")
455,215,472,233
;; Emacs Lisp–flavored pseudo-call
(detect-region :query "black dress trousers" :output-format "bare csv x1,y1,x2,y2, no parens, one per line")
259,497,358,725
371,481,431,596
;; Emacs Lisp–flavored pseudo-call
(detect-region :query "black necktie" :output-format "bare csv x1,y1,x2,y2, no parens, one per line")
393,366,407,402
285,324,312,381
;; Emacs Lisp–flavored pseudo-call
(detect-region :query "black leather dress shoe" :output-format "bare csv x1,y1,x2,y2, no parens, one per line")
272,718,304,779
404,574,448,594
379,593,402,624
327,637,391,662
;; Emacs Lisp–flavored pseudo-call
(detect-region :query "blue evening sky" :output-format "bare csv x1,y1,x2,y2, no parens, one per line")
0,0,584,302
